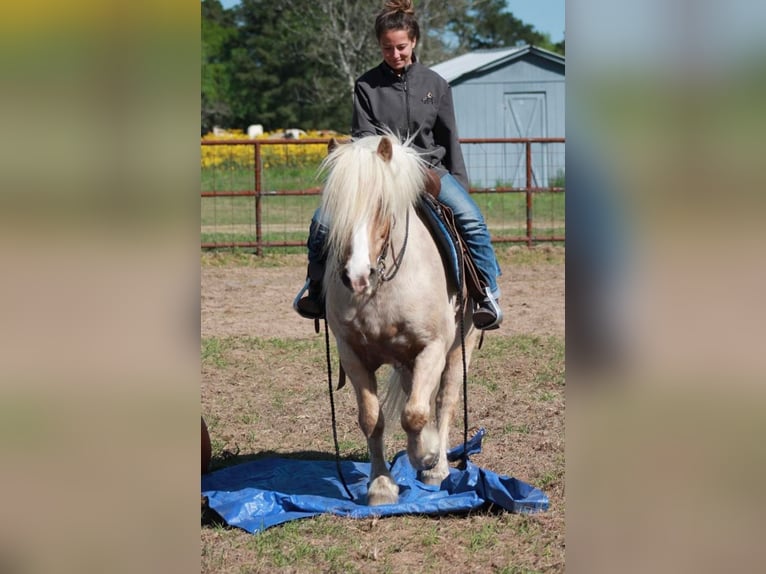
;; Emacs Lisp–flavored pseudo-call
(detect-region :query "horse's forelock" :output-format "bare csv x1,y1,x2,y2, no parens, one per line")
321,136,425,258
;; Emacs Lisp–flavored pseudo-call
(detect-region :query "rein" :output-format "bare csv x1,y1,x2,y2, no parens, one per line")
376,209,410,283
324,317,355,501
454,237,470,470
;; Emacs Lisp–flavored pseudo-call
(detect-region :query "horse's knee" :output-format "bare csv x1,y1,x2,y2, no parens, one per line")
401,404,429,434
358,409,383,438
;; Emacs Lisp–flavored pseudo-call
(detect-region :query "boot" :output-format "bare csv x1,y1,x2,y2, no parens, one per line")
294,279,324,319
473,288,502,330
292,261,325,319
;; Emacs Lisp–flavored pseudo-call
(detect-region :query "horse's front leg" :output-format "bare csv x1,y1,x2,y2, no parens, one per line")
337,343,398,506
419,328,480,485
402,343,446,474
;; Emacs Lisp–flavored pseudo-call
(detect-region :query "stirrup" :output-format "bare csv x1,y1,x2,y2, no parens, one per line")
473,288,502,330
292,279,325,320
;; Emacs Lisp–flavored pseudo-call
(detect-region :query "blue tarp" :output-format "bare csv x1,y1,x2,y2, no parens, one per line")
201,429,549,534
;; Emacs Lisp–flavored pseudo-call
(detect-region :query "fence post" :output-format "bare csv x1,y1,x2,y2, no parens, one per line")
525,140,533,247
254,142,263,256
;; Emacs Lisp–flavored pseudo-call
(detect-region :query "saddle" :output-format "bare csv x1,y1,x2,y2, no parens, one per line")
417,169,489,302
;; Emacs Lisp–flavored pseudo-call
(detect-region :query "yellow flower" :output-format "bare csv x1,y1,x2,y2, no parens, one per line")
201,129,348,170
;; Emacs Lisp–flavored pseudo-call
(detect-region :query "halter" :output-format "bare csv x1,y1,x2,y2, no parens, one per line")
376,209,411,283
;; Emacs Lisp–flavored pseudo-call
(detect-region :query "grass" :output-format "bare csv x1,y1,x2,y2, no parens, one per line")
473,189,564,229
496,245,565,266
475,334,563,364
468,522,499,551
475,376,499,393
201,193,320,227
200,193,566,244
239,412,260,425
199,245,564,271
201,337,230,368
201,250,306,268
337,439,369,459
202,165,319,194
201,164,564,250
504,423,531,435
237,516,359,572
201,253,565,572
202,511,558,573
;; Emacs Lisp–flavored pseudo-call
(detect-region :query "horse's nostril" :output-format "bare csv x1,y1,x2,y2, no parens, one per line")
341,271,351,289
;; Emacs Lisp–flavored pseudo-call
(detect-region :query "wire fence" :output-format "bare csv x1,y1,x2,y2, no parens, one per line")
201,137,564,254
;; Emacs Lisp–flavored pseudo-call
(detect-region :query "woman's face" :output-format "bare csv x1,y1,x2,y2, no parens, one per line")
379,29,416,72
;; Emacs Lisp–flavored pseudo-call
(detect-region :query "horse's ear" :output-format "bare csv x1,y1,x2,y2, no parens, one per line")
376,137,393,162
328,138,339,154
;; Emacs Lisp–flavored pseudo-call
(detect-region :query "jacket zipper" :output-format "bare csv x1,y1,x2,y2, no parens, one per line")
402,71,410,136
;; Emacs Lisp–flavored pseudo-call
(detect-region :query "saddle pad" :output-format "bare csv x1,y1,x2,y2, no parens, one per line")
417,193,488,302
201,429,549,534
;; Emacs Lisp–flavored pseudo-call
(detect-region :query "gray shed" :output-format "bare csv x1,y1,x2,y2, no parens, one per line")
431,45,565,188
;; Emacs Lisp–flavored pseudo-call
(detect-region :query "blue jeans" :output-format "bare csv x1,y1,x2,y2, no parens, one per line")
306,173,500,297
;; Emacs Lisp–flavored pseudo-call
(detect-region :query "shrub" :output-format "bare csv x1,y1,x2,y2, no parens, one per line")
201,129,348,171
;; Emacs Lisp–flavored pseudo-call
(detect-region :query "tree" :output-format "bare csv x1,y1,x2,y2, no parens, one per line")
201,0,237,134
448,0,559,54
225,0,362,132
282,0,381,95
200,0,563,133
554,36,565,56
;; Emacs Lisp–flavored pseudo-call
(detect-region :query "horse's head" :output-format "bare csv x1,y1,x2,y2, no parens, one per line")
341,138,394,294
321,135,425,296
342,197,392,295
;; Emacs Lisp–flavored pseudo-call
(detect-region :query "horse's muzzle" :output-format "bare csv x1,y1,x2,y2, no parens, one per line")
342,267,376,294
341,270,351,290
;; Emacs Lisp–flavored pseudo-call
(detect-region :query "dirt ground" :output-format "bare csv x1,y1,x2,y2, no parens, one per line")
201,250,564,341
201,247,565,573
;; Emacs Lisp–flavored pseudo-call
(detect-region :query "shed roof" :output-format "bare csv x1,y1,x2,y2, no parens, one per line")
431,44,564,84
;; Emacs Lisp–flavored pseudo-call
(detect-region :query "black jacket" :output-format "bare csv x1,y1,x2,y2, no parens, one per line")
352,59,470,192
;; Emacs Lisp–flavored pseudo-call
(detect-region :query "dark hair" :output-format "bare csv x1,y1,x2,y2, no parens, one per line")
375,0,420,42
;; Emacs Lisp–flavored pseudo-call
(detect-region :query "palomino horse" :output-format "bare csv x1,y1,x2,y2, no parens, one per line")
320,134,481,506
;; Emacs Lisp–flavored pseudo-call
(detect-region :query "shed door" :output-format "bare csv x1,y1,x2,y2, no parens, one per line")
504,93,547,188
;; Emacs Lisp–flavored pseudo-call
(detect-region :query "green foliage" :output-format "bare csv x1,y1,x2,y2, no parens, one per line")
550,168,565,188
201,0,563,132
468,522,499,551
503,423,531,435
201,0,238,134
201,337,229,368
442,0,565,55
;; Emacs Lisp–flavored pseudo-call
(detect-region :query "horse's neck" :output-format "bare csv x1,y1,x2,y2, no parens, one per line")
389,206,411,239
385,206,414,256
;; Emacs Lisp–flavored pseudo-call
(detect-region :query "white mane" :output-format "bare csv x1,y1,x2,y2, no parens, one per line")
319,135,427,259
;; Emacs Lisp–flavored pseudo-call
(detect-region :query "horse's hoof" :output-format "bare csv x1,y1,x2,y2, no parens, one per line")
367,475,399,506
417,452,439,470
418,467,448,486
407,426,440,470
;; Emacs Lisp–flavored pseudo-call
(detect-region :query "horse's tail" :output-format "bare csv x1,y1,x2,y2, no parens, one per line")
380,368,407,441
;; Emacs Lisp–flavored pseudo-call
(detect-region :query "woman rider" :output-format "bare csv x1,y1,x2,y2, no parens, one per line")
294,0,502,330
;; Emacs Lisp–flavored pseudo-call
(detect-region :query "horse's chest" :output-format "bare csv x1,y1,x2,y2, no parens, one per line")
343,319,422,365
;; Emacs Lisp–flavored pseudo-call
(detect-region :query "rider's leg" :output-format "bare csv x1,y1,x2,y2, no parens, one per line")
437,173,503,330
293,208,328,319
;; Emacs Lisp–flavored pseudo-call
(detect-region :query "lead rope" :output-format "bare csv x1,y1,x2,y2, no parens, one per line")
425,196,471,469
455,235,470,470
324,317,355,501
